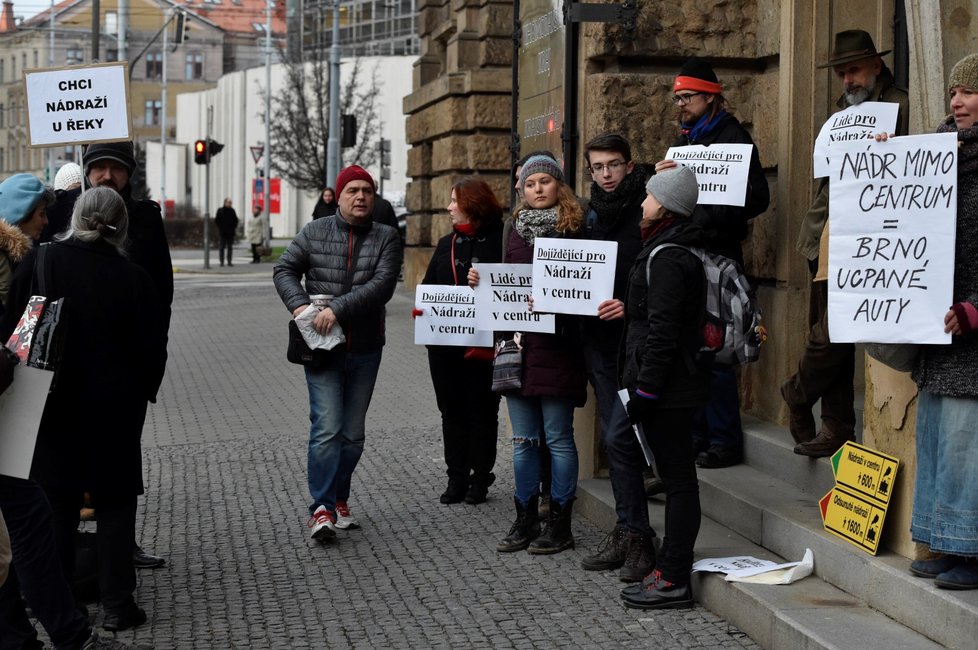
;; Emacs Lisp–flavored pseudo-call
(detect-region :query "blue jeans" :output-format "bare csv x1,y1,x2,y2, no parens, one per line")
582,343,653,535
912,391,978,556
506,395,578,506
305,349,382,514
691,366,744,452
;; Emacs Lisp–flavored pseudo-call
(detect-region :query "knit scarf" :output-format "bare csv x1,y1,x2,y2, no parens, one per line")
588,166,649,221
938,117,978,175
682,109,728,142
454,222,477,236
641,216,676,242
515,207,559,244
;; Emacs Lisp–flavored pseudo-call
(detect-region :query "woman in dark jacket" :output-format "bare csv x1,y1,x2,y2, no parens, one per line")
619,167,711,610
473,154,586,556
421,177,504,505
312,187,338,219
0,187,168,631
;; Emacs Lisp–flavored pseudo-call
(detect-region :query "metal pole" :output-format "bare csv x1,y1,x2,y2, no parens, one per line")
161,9,169,208
47,0,55,184
118,0,127,61
263,0,272,245
204,105,212,269
91,0,100,60
326,0,340,186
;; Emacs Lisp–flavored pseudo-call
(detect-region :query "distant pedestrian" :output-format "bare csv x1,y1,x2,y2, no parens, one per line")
419,177,503,506
247,205,266,263
214,198,239,267
312,187,337,219
273,165,401,542
42,162,83,243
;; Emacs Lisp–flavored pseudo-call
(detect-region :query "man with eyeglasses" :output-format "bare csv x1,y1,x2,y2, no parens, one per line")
577,133,658,582
653,58,769,471
782,30,908,457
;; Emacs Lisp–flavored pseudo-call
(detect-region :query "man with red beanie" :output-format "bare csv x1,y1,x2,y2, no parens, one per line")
651,57,769,472
274,165,402,542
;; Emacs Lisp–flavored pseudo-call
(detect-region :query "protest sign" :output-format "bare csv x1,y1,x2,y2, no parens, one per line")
664,143,754,206
24,62,132,147
414,285,492,347
827,133,956,344
531,238,616,316
813,102,899,178
472,263,555,334
0,365,53,479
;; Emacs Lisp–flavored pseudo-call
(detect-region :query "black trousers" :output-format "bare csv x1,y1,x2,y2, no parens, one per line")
427,347,500,484
49,490,138,612
251,243,262,263
781,272,856,437
218,236,234,265
637,406,700,585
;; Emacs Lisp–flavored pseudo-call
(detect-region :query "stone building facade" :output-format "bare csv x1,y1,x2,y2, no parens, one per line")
404,0,978,557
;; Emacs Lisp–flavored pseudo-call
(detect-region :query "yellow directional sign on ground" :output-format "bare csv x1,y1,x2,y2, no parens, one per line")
820,485,888,554
831,441,899,506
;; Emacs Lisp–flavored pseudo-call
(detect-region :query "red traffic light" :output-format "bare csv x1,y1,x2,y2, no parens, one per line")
193,139,207,164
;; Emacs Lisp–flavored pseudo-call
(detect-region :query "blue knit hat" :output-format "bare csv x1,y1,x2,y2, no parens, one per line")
518,154,564,189
0,174,52,225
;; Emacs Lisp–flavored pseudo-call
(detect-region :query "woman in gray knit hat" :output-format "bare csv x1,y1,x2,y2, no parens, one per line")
906,53,978,590
619,166,711,609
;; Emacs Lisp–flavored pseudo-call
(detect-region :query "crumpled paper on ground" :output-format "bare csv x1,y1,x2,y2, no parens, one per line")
295,304,345,351
692,548,814,585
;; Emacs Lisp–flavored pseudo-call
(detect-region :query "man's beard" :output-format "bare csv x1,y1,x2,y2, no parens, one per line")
845,76,877,106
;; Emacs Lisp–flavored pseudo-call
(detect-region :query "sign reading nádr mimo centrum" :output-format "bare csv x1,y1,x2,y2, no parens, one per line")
24,62,133,147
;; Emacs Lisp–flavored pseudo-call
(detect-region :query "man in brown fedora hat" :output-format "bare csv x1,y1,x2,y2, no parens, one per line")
781,29,909,457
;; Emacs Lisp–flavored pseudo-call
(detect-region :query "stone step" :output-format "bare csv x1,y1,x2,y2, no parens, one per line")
577,478,942,650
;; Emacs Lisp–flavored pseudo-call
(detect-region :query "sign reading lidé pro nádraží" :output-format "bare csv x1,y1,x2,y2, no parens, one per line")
831,441,899,506
531,238,617,316
24,62,132,147
812,102,900,178
827,133,957,344
663,144,754,207
414,285,492,347
472,263,555,334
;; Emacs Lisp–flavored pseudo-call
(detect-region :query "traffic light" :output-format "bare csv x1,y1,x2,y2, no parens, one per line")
174,10,187,44
193,139,224,165
379,139,391,180
341,114,356,149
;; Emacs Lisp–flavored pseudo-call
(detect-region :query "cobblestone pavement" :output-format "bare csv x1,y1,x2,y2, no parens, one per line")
105,264,759,649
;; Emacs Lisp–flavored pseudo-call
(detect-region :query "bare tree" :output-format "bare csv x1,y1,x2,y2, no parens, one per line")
262,47,381,192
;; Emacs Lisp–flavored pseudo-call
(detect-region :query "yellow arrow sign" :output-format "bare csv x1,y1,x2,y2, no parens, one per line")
820,485,888,555
831,441,899,506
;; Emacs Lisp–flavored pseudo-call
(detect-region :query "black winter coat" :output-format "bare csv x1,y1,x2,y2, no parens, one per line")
215,206,239,238
505,225,587,406
621,220,711,408
0,239,167,502
672,113,769,267
274,213,402,352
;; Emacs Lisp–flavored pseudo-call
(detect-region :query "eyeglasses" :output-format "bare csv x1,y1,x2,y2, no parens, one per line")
587,160,627,174
672,92,704,106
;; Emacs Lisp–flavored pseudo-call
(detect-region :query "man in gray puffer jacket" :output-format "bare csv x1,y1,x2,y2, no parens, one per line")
274,165,402,542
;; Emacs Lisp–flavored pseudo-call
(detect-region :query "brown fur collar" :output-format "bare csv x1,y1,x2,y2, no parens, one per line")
0,220,33,263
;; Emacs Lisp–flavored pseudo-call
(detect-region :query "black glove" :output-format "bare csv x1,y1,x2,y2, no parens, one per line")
626,389,658,424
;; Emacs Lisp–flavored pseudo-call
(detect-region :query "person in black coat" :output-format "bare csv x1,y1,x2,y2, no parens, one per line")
0,188,168,632
418,178,504,506
214,198,239,266
620,167,710,610
312,187,338,219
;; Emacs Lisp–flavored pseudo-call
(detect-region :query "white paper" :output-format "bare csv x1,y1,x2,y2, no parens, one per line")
692,549,814,585
827,133,956,344
414,285,492,347
664,144,754,206
295,305,345,350
472,263,555,334
617,389,654,466
813,102,900,178
0,365,54,479
531,238,617,315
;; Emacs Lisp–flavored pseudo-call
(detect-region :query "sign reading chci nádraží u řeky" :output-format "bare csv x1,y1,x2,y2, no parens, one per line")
24,62,133,147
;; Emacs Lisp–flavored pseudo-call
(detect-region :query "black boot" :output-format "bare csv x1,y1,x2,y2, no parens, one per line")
464,472,495,505
496,496,539,552
580,524,627,571
528,497,574,555
440,478,468,505
619,531,657,582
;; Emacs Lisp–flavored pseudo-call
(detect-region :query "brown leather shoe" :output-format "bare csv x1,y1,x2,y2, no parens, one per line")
781,381,816,444
793,430,854,458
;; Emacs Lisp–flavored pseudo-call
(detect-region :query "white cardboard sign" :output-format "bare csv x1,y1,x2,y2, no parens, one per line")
414,285,492,347
663,143,754,206
827,132,956,344
531,238,617,316
25,62,133,147
813,102,899,178
472,263,555,334
0,365,53,479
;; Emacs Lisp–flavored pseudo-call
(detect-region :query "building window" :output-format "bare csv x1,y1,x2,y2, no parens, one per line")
184,53,203,80
144,99,162,125
0,103,4,128
21,54,26,75
33,50,38,68
106,48,118,62
11,56,15,79
64,145,76,163
146,52,162,79
66,47,83,65
0,148,4,172
1,60,4,83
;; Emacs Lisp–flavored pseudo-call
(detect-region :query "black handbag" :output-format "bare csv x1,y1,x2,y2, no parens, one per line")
286,319,345,370
491,334,523,394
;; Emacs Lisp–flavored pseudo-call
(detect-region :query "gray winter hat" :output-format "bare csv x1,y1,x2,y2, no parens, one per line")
645,166,699,217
